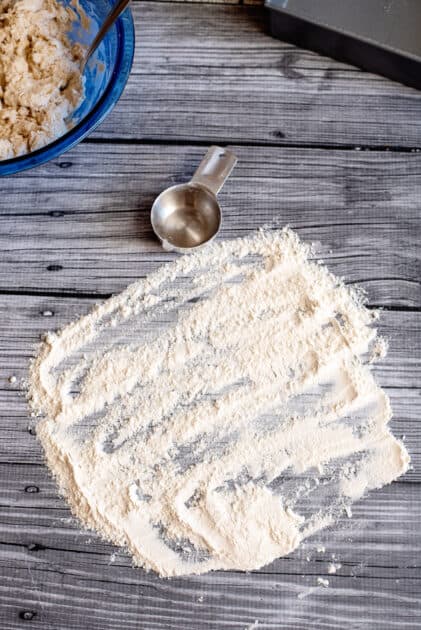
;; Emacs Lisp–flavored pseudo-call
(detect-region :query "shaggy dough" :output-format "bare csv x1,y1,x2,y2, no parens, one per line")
28,228,410,577
0,0,84,160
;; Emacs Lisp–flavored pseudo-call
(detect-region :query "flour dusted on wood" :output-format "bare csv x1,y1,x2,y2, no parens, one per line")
28,228,410,577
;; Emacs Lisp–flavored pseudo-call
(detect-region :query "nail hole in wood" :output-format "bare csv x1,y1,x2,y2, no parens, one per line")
19,611,37,621
24,485,39,494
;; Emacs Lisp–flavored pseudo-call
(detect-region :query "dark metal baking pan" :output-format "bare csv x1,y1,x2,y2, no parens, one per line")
266,0,421,90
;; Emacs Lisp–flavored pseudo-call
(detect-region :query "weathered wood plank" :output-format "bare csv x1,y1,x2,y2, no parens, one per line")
1,568,418,630
1,463,419,571
88,2,421,147
0,481,419,629
2,143,421,307
0,295,419,479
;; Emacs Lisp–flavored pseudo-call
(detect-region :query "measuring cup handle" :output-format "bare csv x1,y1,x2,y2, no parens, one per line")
190,146,237,196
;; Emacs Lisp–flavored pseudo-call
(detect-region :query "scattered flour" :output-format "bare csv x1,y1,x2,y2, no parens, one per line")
327,562,341,574
317,577,329,588
28,228,410,577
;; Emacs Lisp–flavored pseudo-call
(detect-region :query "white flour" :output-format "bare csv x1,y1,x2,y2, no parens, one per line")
28,228,410,577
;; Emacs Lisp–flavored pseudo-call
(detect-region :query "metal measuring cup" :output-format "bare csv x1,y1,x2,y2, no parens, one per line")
151,146,237,253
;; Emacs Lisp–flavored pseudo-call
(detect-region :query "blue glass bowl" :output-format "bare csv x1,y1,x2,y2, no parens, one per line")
0,0,135,176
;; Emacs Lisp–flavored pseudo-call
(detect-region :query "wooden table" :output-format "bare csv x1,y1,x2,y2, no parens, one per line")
1,2,420,628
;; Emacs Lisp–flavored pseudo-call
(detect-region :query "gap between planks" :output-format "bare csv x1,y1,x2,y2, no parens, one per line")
0,288,420,313
83,136,421,154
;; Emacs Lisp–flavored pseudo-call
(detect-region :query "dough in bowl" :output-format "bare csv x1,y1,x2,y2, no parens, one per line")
0,0,85,160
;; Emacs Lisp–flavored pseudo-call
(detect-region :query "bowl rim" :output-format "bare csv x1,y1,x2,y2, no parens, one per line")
0,7,135,177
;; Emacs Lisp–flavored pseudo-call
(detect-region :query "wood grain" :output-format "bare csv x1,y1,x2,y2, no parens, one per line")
1,1,420,628
2,143,421,307
0,478,420,630
90,2,421,147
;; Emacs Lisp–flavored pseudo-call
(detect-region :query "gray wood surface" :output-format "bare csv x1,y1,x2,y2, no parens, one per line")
0,1,420,629
2,143,421,307
95,2,421,147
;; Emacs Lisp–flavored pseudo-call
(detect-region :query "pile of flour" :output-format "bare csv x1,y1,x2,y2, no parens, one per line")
28,228,410,577
0,0,85,160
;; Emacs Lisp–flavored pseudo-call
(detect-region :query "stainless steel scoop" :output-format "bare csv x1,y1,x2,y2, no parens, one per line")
151,146,238,253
